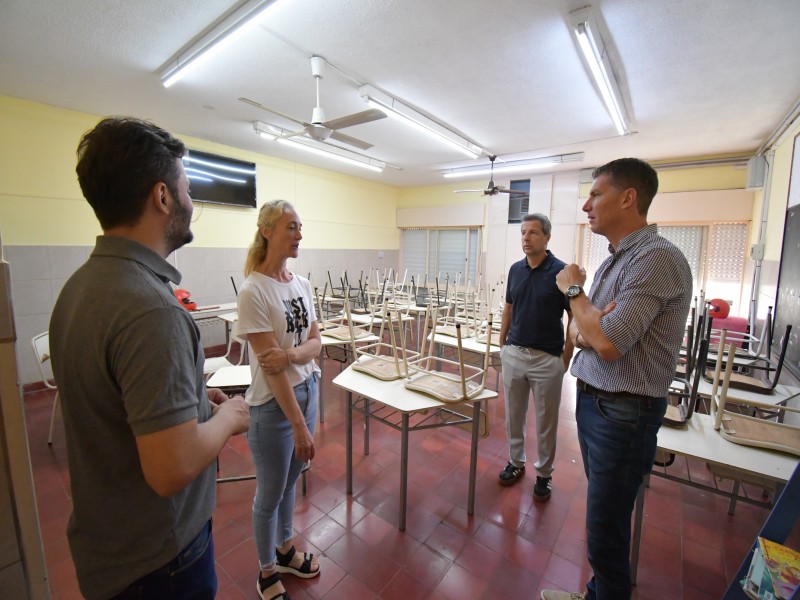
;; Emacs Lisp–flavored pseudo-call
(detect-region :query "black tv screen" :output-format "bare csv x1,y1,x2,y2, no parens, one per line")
183,149,257,208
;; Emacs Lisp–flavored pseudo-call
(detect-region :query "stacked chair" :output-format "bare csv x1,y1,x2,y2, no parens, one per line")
710,330,800,458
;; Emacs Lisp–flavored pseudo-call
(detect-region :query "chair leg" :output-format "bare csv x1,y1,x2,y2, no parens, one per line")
728,480,740,515
47,392,59,445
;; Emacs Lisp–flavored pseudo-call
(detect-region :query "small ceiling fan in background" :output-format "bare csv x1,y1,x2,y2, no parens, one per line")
455,155,530,196
240,56,386,150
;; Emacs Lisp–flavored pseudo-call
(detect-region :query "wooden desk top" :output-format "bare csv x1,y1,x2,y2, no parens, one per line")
657,413,798,483
333,363,497,413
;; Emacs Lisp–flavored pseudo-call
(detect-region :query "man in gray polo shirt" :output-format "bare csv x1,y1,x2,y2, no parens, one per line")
50,117,249,599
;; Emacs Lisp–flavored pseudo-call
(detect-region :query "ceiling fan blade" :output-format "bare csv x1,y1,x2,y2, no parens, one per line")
454,189,485,193
329,130,373,150
496,187,530,195
239,97,307,127
323,109,386,131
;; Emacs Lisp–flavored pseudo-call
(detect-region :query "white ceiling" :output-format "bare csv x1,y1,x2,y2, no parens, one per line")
2,0,800,187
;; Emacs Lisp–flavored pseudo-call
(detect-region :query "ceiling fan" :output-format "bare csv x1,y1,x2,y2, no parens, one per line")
239,56,386,150
455,155,530,196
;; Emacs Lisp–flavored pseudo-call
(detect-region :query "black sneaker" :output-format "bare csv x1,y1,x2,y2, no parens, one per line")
533,476,552,502
498,462,525,486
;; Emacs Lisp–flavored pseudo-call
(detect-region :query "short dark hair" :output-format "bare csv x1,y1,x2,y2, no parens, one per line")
76,117,186,229
592,158,658,215
521,213,552,236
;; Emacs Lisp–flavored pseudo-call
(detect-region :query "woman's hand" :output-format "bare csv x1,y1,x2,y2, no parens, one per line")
258,347,290,374
293,423,315,462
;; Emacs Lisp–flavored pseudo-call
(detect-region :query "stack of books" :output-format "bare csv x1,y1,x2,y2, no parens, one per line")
742,537,800,600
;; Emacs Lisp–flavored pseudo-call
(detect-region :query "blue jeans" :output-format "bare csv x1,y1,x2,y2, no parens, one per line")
110,519,215,599
248,374,318,570
576,388,666,600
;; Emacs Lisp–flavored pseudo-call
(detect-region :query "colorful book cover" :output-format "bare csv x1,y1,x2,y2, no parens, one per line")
742,537,800,600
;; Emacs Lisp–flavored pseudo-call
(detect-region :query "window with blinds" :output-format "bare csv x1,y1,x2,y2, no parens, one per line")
401,228,481,287
580,222,749,309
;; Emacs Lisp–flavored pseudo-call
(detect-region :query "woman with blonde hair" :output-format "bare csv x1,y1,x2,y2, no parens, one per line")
237,200,321,600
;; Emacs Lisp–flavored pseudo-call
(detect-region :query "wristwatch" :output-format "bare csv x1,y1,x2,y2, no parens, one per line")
565,284,583,299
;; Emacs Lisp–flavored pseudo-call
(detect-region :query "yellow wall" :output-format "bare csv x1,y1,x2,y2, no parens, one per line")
761,120,800,260
397,179,489,208
578,162,748,197
0,96,400,249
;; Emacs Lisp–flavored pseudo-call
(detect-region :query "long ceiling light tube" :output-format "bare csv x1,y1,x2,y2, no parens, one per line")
359,84,482,159
442,153,584,178
159,0,289,88
571,7,629,136
253,122,385,173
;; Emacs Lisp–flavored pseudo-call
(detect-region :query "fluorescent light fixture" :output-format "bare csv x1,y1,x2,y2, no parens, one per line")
253,122,384,172
442,153,584,178
359,84,482,159
253,121,278,141
276,138,385,173
571,7,629,136
159,0,290,88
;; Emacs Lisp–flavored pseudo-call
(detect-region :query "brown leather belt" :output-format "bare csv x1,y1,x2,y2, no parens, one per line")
576,379,659,403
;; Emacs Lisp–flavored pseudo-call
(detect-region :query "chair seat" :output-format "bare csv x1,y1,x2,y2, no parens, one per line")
662,403,688,428
404,372,483,403
719,413,800,457
704,370,775,394
352,355,407,380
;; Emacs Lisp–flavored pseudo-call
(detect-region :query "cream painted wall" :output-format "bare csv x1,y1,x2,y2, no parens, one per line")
397,180,488,208
0,96,400,250
762,120,800,259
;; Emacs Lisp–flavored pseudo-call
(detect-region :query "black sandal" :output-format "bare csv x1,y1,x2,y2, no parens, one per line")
275,545,320,579
257,571,289,600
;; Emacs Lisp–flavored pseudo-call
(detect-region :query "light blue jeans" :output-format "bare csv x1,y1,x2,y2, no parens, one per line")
248,373,318,570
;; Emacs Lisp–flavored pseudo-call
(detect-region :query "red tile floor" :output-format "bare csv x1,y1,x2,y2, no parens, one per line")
24,356,771,599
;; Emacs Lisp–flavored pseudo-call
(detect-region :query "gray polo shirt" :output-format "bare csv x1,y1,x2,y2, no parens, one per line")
50,236,214,599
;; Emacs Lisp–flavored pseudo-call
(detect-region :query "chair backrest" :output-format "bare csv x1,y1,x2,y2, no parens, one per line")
230,320,248,365
685,337,709,420
769,324,792,383
31,331,57,391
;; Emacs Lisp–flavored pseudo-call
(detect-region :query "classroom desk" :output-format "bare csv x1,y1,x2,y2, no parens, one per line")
206,364,250,392
191,303,238,347
333,364,498,530
631,413,800,583
318,332,379,423
191,302,238,320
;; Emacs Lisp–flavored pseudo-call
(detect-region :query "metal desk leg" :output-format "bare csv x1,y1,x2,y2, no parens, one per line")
318,348,325,423
631,477,647,585
399,413,410,531
364,398,370,455
346,391,352,495
468,400,480,515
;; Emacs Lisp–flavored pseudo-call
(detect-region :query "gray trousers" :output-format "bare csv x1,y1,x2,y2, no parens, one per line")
501,344,565,478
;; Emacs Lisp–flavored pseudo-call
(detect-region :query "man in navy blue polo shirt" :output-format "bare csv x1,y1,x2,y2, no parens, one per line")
498,213,574,501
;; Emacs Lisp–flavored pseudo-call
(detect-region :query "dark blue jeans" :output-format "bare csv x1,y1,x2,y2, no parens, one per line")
110,519,216,600
576,389,666,600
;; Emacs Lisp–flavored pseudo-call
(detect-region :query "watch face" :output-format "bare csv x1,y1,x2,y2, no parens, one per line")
567,285,581,298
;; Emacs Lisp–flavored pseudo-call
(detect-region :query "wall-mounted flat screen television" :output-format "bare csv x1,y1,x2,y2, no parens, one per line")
183,149,257,208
